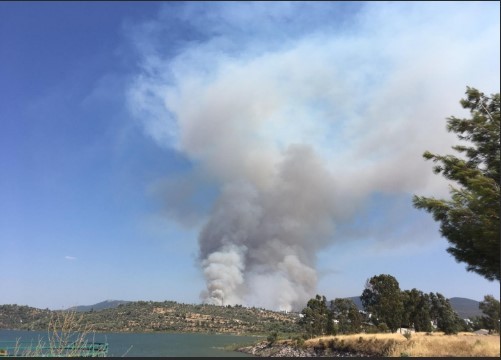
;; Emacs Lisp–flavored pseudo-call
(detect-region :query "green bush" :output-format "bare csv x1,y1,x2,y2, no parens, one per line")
267,331,278,345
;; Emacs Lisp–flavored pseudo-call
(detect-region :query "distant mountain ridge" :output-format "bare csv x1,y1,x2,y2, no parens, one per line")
345,296,482,319
67,300,130,312
448,297,483,319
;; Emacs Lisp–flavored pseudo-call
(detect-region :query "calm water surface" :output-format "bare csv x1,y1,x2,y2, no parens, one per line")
0,330,261,357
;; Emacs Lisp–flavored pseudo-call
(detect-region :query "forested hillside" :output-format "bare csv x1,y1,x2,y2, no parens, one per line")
0,301,301,335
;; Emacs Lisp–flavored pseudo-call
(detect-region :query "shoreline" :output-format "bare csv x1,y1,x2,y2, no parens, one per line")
0,327,267,337
236,340,372,357
236,333,501,357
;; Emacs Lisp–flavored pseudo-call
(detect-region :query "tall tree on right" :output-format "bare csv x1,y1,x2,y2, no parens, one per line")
479,295,500,333
413,87,500,281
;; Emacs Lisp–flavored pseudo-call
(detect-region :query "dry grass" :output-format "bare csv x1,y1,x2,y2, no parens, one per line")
4,311,107,357
305,332,500,357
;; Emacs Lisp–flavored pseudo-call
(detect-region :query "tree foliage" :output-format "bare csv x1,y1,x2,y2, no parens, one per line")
413,87,500,281
330,298,362,334
429,292,462,335
299,294,329,337
297,274,486,337
401,289,432,332
361,274,404,332
479,295,500,333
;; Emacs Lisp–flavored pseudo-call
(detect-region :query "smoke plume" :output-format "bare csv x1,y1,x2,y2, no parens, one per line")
127,2,500,310
196,145,337,310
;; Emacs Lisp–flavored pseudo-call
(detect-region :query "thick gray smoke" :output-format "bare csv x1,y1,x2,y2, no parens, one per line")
127,2,500,310
198,145,337,310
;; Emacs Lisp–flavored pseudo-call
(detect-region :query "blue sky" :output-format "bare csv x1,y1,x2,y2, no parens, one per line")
1,2,499,310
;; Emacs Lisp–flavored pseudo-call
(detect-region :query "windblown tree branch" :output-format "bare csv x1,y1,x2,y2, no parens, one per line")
413,87,500,281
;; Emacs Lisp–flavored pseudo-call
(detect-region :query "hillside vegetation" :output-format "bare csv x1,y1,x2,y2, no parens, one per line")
0,301,300,335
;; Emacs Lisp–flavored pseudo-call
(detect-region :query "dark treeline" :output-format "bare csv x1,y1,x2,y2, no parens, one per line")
299,273,500,338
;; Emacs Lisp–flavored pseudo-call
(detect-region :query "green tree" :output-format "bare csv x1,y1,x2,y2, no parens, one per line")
429,292,462,335
299,295,329,337
471,315,485,331
401,289,432,332
479,295,500,333
346,300,362,333
361,274,404,332
330,298,362,334
413,87,500,281
326,309,335,335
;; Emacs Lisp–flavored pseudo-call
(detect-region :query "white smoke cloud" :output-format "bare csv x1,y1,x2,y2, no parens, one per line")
127,2,500,310
201,244,246,306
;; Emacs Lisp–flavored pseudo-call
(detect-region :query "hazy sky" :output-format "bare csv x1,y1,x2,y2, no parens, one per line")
1,1,499,310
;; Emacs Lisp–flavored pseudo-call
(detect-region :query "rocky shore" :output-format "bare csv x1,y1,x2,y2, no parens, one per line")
237,341,372,357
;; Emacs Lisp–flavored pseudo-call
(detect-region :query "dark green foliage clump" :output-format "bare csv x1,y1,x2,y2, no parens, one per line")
429,293,462,334
478,295,500,333
401,289,432,332
413,87,500,281
298,273,469,337
361,274,404,333
330,298,362,334
298,295,330,337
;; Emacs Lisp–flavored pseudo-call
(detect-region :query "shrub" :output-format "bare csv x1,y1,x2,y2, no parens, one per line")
294,336,305,347
378,322,389,333
316,339,326,350
267,331,278,345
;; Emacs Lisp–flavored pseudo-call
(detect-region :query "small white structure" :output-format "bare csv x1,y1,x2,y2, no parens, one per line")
396,327,415,334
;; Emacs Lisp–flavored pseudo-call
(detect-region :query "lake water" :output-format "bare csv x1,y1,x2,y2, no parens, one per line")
0,330,261,357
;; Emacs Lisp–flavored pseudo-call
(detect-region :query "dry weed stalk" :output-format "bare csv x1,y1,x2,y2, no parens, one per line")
9,311,104,357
